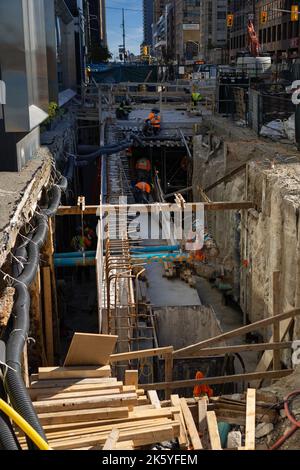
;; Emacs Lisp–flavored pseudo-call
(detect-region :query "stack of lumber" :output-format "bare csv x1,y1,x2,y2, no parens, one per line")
19,366,181,451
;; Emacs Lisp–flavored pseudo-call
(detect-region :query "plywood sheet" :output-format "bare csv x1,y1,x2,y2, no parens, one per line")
64,333,118,367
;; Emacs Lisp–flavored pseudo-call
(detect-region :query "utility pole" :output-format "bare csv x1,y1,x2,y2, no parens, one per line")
122,8,126,63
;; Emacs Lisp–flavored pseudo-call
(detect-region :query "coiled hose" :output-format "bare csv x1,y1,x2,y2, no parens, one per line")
270,390,300,450
2,177,67,450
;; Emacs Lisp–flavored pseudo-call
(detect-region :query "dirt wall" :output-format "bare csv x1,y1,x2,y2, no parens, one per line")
192,116,300,340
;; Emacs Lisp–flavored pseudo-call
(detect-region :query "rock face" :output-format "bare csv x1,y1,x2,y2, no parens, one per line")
192,115,300,344
255,423,274,438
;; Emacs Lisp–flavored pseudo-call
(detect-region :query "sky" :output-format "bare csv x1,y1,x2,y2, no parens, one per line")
106,0,143,58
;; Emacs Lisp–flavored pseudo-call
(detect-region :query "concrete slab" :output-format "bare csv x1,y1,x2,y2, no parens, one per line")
0,147,52,268
146,262,201,307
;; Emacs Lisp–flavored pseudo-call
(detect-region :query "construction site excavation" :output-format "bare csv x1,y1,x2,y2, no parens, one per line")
1,0,300,456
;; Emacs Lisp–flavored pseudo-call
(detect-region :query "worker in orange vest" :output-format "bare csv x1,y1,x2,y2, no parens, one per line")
134,181,151,204
193,371,213,398
151,111,161,135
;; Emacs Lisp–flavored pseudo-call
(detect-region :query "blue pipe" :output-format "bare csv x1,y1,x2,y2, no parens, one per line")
54,257,96,267
131,252,185,260
54,251,96,259
130,245,180,253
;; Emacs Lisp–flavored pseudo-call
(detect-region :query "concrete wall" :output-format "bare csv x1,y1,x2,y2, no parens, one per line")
154,305,223,349
192,116,300,340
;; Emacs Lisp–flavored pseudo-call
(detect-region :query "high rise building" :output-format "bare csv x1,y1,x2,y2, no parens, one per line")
153,2,175,61
256,0,300,61
199,0,228,64
143,0,154,47
228,0,300,62
174,0,201,63
227,0,255,60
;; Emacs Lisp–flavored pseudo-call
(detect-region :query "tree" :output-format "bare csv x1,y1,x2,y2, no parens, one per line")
89,42,112,63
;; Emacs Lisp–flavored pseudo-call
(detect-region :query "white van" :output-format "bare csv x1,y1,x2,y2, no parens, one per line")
236,56,271,76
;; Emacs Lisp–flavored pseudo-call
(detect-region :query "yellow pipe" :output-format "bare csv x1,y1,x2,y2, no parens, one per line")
0,399,51,451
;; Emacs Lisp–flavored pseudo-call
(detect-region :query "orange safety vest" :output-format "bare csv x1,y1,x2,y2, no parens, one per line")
151,115,161,128
135,182,151,193
147,112,155,121
193,371,213,398
136,158,151,172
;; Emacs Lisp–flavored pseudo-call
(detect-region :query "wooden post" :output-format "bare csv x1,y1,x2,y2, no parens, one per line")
41,219,60,359
207,411,222,450
245,388,256,450
125,370,138,388
29,267,48,366
42,267,54,366
164,352,173,400
22,342,30,388
272,271,281,371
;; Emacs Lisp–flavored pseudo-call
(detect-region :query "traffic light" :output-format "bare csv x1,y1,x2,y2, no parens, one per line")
227,14,234,28
143,46,150,56
261,11,267,24
291,5,299,21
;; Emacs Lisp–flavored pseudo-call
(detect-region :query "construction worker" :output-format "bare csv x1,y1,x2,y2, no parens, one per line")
134,181,151,204
191,91,203,108
193,371,213,398
116,101,129,120
123,99,133,115
151,110,161,135
86,65,92,84
135,157,151,182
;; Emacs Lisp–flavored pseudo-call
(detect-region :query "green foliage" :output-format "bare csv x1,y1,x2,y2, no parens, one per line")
89,42,112,63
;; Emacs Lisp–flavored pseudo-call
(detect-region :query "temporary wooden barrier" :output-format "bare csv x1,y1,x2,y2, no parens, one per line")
141,369,293,392
173,308,300,358
57,201,254,216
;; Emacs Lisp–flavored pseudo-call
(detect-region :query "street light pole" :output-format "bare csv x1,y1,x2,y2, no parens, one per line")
122,8,126,63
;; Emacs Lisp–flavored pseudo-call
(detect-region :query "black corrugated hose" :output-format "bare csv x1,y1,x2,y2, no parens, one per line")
1,175,67,450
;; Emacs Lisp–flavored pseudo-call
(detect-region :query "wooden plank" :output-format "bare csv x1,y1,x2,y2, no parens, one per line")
164,352,173,400
148,390,161,409
180,398,203,450
29,381,123,400
45,418,173,440
38,365,111,380
102,428,119,450
173,309,300,358
245,389,256,450
29,268,47,366
187,341,292,356
33,393,138,413
198,397,208,433
272,272,281,371
38,407,129,426
251,319,294,388
64,333,118,367
110,346,173,363
142,369,293,391
207,411,222,450
40,407,179,430
36,388,122,401
171,395,188,449
125,370,138,388
30,377,117,388
49,423,179,450
115,440,134,450
57,202,254,216
42,267,54,366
